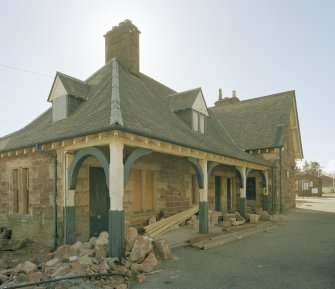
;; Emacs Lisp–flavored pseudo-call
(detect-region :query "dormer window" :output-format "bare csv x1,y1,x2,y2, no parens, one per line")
48,72,89,122
167,87,209,134
193,111,205,134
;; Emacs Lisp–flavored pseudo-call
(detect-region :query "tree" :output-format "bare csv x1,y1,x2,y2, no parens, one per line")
298,160,323,177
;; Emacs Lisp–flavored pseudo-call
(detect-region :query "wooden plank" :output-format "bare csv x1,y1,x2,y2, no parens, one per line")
145,206,198,234
144,206,198,238
144,206,197,232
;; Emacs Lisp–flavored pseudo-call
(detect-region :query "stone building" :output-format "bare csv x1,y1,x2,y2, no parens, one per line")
0,20,303,258
296,174,322,196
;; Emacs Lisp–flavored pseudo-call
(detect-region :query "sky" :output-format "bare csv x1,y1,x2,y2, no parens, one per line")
0,0,334,174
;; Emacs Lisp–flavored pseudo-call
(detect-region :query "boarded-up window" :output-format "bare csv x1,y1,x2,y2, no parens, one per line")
132,169,154,213
12,168,29,214
12,169,19,213
22,168,29,214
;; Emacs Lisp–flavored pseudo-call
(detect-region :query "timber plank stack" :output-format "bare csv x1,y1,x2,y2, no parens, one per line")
144,206,199,238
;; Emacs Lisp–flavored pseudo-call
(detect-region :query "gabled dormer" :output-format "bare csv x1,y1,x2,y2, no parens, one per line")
167,88,209,134
48,72,89,122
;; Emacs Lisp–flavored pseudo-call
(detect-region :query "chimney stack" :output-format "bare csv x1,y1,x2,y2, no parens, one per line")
104,20,140,75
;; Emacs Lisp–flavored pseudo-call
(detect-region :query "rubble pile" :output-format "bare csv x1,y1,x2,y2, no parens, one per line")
220,209,280,227
0,228,175,289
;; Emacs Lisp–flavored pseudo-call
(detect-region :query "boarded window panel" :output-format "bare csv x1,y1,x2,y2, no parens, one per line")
146,170,154,211
133,169,143,212
22,168,29,214
13,169,19,213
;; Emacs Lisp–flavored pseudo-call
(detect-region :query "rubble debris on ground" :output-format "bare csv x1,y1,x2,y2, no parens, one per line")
144,206,199,238
0,229,176,289
184,208,280,250
0,227,27,251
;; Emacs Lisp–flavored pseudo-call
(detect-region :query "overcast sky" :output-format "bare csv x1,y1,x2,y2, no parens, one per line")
1,0,334,173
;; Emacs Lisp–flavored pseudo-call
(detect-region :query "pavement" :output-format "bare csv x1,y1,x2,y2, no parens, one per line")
157,220,276,250
131,196,335,289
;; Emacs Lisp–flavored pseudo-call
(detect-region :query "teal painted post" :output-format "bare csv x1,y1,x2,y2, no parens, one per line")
108,210,125,259
199,201,209,234
64,206,76,244
263,195,269,211
240,197,246,218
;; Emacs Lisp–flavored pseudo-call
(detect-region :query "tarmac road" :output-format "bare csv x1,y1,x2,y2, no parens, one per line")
131,196,335,289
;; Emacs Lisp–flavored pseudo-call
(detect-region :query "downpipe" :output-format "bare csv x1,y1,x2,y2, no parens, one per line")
52,157,58,251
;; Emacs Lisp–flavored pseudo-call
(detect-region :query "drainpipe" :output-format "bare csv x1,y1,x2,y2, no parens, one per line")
271,167,275,212
279,147,283,213
52,157,58,251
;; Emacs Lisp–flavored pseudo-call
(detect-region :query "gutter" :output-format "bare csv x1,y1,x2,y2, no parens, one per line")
0,124,273,169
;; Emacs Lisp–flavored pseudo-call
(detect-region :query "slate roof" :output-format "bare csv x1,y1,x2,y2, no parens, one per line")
49,72,90,100
210,91,296,150
167,88,201,112
0,60,274,167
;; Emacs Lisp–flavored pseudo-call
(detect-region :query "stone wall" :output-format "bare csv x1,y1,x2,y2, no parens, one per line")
0,152,55,246
251,129,297,213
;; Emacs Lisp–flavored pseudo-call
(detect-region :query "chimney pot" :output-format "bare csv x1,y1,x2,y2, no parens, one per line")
219,88,223,100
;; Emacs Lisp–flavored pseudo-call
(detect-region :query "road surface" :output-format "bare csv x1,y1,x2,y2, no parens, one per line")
132,196,335,289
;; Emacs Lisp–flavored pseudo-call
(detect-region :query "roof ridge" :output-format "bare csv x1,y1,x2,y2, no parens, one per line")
110,58,123,126
168,87,201,97
56,71,88,84
85,60,113,83
210,90,295,110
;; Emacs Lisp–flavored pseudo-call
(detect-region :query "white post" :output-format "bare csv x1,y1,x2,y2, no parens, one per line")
108,141,124,258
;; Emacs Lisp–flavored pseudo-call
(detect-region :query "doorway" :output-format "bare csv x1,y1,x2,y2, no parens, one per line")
89,167,110,237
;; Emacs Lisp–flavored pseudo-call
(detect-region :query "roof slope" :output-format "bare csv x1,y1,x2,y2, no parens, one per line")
167,88,200,111
0,60,271,167
210,91,296,150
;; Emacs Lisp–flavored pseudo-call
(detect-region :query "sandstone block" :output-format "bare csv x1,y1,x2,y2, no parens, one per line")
78,255,93,266
28,271,44,282
70,241,83,250
125,227,138,253
54,244,79,259
141,252,160,273
249,214,260,224
45,258,60,267
15,261,37,274
154,239,175,260
127,236,153,264
94,244,107,258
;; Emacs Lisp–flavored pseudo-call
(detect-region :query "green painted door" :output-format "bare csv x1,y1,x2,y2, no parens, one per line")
89,167,109,237
215,176,222,212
